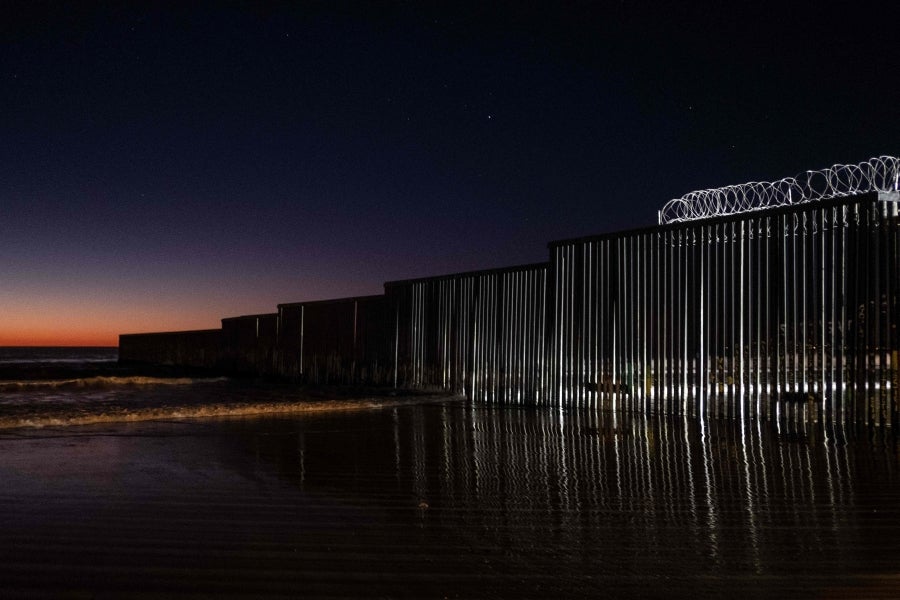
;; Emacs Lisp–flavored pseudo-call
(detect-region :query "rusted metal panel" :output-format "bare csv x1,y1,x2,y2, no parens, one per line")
221,313,278,375
276,296,391,384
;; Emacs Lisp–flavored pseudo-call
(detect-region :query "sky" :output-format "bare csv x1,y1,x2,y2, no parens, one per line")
2,1,898,346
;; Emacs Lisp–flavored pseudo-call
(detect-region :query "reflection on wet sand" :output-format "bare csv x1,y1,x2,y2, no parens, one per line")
0,401,898,598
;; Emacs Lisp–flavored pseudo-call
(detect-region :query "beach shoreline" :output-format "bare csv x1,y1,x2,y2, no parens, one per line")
2,400,897,599
0,369,463,429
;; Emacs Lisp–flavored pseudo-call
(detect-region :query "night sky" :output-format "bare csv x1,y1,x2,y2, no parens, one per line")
2,1,897,346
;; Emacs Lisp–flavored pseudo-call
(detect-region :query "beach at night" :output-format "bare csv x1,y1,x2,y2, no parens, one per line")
4,2,900,597
2,399,899,598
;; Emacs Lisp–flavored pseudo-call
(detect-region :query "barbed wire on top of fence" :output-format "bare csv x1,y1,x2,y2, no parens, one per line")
659,155,900,225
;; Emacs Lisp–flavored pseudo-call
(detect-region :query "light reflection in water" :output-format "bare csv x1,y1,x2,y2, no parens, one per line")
346,402,898,596
1,401,898,598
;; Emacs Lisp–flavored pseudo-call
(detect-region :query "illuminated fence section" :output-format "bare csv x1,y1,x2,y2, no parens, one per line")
548,192,899,426
276,295,392,384
120,171,898,429
386,263,548,403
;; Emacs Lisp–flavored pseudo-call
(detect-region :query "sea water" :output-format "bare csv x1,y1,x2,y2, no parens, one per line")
0,346,121,402
0,346,236,425
0,346,199,394
0,346,422,428
0,346,118,365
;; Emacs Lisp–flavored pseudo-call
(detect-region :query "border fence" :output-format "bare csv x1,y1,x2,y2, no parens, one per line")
385,263,548,403
549,193,898,426
120,161,899,427
276,296,392,385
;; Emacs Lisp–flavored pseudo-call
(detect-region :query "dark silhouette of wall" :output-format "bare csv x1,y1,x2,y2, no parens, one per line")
221,313,278,375
277,296,391,384
119,329,224,370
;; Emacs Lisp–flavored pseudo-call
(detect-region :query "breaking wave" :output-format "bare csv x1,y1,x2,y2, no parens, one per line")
0,393,455,430
0,376,228,392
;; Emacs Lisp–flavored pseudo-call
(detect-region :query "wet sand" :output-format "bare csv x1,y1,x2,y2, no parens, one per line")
1,401,899,598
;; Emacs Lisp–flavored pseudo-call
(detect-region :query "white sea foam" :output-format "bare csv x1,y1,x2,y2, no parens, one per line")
0,376,228,392
0,394,452,429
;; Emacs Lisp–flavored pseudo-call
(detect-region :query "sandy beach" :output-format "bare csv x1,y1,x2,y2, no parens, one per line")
2,400,899,598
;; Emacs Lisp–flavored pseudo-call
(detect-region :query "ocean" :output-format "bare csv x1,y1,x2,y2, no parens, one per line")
0,345,118,365
0,345,119,380
0,346,411,428
0,346,215,425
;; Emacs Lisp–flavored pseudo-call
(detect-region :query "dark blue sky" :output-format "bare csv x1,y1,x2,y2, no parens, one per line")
2,1,897,344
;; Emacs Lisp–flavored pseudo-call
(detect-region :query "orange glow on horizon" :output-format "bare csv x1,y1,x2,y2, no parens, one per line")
0,332,119,347
1,287,288,348
0,310,225,348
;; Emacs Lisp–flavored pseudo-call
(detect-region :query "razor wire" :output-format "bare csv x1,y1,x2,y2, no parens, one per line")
659,155,900,224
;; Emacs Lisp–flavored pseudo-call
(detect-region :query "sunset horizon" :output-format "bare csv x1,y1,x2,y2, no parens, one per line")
5,3,895,351
2,3,898,598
